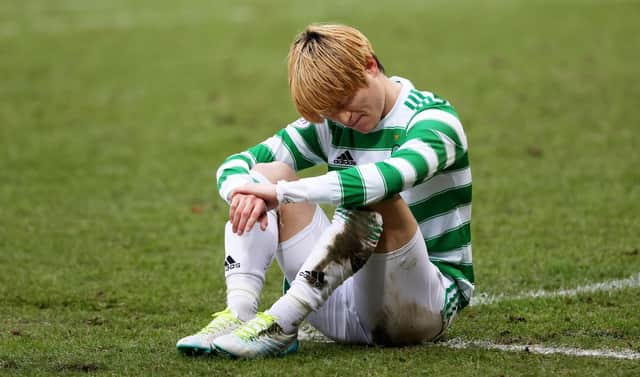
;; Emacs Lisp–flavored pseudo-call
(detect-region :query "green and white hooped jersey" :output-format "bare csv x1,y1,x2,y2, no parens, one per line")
217,77,474,308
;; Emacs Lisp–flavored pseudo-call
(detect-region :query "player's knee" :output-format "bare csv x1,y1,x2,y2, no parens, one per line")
364,195,417,253
252,162,298,183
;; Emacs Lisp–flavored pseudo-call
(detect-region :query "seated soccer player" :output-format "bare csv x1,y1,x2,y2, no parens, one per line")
176,24,474,358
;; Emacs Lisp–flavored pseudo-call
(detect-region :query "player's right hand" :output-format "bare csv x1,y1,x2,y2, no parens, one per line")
228,192,269,235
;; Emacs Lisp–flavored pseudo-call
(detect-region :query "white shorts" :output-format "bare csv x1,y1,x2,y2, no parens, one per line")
277,206,459,345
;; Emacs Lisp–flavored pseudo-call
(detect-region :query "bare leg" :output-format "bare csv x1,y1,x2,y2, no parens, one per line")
366,195,417,254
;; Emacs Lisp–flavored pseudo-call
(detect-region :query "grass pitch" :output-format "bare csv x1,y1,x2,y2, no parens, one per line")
1,0,639,375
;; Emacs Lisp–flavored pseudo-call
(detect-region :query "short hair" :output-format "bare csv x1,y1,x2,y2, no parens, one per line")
287,24,384,123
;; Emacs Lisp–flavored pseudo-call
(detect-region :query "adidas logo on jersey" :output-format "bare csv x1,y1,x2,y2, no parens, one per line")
224,256,241,272
332,151,356,167
298,270,326,288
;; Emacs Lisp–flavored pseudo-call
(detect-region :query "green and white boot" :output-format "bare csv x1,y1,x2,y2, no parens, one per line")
176,308,243,355
213,312,298,358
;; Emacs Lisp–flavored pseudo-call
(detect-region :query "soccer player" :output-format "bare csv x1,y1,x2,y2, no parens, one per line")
176,24,474,358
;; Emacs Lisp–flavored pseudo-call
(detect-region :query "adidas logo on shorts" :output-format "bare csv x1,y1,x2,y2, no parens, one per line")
332,151,356,167
224,256,241,272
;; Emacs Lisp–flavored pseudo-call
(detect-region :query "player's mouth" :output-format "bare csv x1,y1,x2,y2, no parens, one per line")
350,114,365,131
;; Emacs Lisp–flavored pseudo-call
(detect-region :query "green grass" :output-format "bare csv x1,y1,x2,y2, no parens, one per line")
1,0,640,375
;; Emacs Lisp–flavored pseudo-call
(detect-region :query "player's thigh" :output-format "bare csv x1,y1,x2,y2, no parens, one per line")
352,228,453,345
305,277,370,345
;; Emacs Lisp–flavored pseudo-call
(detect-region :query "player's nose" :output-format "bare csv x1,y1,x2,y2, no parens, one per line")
335,111,352,126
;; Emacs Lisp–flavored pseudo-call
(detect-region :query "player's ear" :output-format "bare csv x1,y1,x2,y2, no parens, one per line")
365,55,380,75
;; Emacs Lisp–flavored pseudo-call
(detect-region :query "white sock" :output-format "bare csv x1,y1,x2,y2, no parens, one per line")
224,209,278,321
268,208,383,334
267,293,309,334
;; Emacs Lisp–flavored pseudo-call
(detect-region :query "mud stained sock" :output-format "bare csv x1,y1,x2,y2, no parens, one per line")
268,208,383,334
224,210,278,322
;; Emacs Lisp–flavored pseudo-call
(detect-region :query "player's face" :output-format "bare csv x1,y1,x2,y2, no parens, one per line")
327,72,385,134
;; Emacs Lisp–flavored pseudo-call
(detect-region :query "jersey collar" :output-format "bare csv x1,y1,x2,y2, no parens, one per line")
369,76,415,132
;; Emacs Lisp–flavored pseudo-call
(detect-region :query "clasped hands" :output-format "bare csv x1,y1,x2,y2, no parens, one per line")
229,183,279,235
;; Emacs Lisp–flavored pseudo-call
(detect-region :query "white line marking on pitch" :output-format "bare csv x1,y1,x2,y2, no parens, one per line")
298,330,640,361
442,339,640,360
470,272,640,306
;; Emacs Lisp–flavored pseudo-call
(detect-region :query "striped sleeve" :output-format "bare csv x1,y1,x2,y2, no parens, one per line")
216,118,325,203
276,109,467,207
392,108,468,184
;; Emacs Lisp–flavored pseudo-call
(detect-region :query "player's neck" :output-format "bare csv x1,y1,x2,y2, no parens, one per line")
381,76,402,119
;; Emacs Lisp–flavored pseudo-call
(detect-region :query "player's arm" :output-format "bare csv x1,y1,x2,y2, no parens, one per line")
216,118,327,204
270,110,468,208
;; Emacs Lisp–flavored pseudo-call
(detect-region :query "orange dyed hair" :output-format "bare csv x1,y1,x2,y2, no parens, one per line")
287,24,384,123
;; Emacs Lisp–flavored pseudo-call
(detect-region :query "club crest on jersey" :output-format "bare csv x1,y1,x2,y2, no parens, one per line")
332,151,356,167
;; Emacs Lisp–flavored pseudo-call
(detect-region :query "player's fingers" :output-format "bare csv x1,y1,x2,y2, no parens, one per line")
259,212,268,231
231,196,247,234
229,196,240,226
245,200,266,233
243,208,259,233
235,200,255,236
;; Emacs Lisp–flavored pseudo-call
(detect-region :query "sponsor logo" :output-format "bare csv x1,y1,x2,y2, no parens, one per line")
224,256,241,272
332,151,356,167
298,270,326,288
